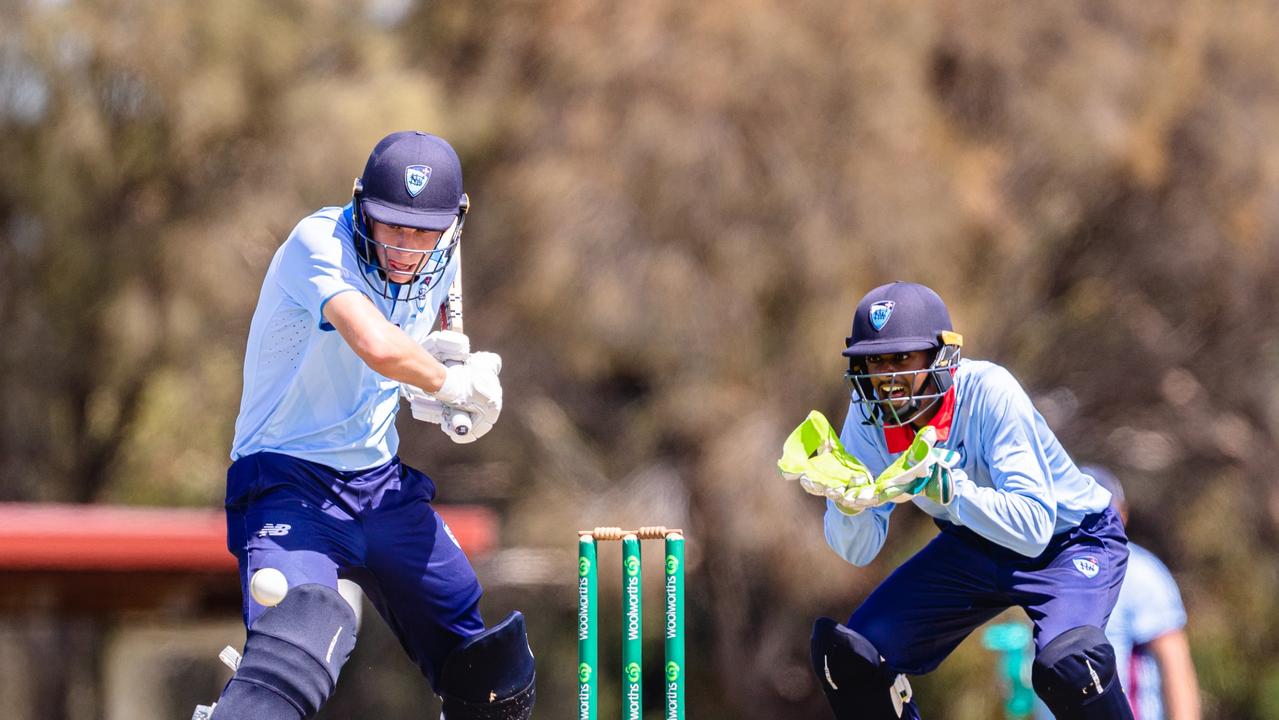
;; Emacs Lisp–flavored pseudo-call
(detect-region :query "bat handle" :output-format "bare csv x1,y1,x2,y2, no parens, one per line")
449,408,472,436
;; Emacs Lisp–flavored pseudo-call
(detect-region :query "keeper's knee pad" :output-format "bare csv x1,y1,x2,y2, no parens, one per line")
1032,626,1134,720
810,617,917,720
437,611,536,720
213,584,358,720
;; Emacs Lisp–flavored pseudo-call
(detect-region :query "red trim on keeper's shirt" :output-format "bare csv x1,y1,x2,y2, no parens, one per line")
883,386,957,453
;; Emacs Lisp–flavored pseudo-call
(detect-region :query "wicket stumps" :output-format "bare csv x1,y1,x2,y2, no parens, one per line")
578,526,685,720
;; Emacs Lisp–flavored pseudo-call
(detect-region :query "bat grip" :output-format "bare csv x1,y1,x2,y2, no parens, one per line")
449,408,472,436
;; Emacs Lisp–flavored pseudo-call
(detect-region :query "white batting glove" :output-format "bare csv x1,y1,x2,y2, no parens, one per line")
401,329,473,403
420,329,470,364
408,394,485,443
400,329,473,432
432,352,503,444
402,383,448,425
407,392,448,424
401,330,473,403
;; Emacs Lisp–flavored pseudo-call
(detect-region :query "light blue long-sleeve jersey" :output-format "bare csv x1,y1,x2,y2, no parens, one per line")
230,205,455,471
1106,542,1187,719
824,359,1112,564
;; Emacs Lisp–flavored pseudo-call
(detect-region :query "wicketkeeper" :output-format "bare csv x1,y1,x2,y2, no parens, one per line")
780,281,1134,719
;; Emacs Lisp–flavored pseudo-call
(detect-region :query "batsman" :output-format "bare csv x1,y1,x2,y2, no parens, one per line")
780,281,1134,719
204,131,535,719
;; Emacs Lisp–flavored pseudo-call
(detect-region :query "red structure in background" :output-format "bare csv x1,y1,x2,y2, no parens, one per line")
0,503,498,615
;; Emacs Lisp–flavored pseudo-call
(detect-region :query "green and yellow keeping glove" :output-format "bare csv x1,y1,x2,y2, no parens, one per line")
778,411,880,515
872,426,961,505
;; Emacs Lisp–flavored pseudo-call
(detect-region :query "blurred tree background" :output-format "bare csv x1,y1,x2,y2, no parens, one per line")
2,0,1278,718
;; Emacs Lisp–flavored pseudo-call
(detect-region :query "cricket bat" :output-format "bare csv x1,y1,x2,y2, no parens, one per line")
440,194,472,436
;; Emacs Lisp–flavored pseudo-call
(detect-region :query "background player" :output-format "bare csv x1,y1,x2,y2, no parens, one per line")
1035,466,1202,720
790,281,1135,720
206,131,535,720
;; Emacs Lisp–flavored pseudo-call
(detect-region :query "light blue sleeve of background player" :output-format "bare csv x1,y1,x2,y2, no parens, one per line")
945,366,1058,557
1118,544,1187,644
1107,544,1187,718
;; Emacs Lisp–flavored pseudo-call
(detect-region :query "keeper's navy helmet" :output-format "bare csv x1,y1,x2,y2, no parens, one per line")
843,281,963,427
350,131,469,300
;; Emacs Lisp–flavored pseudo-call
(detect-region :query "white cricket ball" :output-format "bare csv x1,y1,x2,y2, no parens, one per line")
250,567,289,607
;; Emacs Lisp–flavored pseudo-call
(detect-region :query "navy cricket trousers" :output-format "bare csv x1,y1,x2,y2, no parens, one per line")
224,451,485,687
848,507,1129,676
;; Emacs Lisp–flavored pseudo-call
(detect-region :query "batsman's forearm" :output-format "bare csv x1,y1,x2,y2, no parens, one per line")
326,291,449,392
354,325,449,392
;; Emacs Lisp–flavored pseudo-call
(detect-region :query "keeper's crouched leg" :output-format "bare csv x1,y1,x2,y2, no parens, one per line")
810,617,919,720
1032,626,1134,720
212,584,358,720
437,611,536,720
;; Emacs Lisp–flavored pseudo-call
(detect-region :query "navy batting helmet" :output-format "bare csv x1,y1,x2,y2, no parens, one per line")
843,282,963,427
350,131,469,300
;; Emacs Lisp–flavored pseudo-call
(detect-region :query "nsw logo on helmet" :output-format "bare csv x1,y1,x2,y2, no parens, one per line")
404,165,432,197
869,301,895,331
